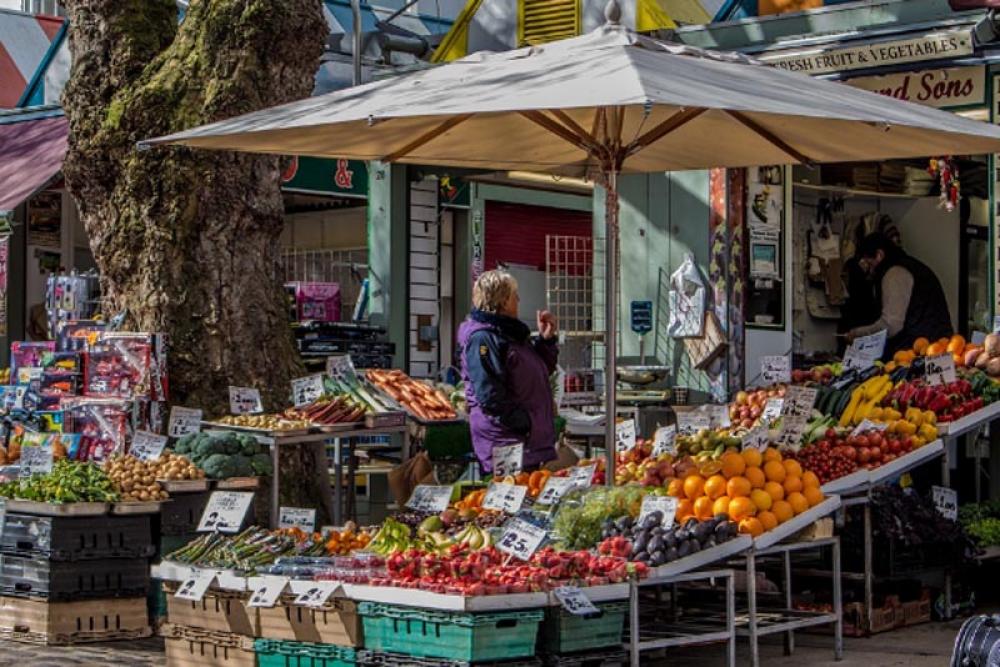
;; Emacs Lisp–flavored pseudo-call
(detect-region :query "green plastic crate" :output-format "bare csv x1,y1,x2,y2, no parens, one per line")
358,603,543,662
540,602,627,654
254,639,356,667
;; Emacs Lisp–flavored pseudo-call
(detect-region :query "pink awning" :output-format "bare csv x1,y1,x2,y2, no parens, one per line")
0,114,67,211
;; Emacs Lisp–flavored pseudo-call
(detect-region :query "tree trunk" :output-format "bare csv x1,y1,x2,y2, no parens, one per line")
61,0,334,522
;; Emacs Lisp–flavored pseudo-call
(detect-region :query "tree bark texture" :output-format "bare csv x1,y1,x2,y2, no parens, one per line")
61,0,333,519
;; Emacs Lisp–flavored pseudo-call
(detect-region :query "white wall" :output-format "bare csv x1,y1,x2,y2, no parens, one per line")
0,1,22,10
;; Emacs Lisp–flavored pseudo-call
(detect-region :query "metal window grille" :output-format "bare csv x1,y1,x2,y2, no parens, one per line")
545,234,594,335
279,247,368,321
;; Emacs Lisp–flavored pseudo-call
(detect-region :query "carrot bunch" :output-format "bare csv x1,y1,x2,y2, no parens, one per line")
366,370,457,421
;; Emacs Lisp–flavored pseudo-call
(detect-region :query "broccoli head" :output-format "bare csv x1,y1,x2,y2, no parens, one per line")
174,433,197,455
250,452,274,477
230,454,254,478
236,434,259,456
195,435,228,459
221,434,242,456
201,453,237,479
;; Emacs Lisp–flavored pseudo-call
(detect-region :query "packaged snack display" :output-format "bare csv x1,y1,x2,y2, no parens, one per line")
287,281,342,322
84,333,168,401
40,351,82,375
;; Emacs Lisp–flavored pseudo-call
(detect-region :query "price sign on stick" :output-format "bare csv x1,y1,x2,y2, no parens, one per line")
554,586,600,616
925,354,957,387
536,477,575,505
497,518,547,561
760,355,791,385
174,571,215,602
492,443,523,477
168,407,202,438
483,482,528,513
761,398,784,422
406,485,453,513
198,491,255,533
742,424,771,452
278,507,317,533
567,463,596,488
248,577,289,608
651,425,677,457
782,386,818,417
851,420,889,437
131,430,168,462
19,434,53,478
637,495,678,528
932,486,958,521
229,387,263,415
676,411,709,436
291,374,325,408
843,330,887,371
615,419,637,452
326,355,356,379
294,581,342,608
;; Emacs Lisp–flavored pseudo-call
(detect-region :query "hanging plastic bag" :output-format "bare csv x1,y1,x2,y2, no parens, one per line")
668,254,706,338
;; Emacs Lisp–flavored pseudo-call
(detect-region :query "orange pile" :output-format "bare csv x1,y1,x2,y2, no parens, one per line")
496,470,552,498
889,334,976,372
667,448,825,538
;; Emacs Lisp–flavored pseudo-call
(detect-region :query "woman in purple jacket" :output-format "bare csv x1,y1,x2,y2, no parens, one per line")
457,270,559,473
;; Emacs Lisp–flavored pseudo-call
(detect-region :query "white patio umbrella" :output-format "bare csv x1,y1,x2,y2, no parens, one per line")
146,5,1000,486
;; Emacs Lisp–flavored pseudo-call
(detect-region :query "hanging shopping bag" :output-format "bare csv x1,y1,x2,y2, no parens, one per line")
668,254,706,338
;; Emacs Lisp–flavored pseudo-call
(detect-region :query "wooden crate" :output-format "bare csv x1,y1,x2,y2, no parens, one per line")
163,623,255,667
164,583,259,637
0,595,151,645
902,599,931,626
257,597,362,646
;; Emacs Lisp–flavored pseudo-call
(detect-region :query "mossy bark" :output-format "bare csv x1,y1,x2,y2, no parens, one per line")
61,0,334,521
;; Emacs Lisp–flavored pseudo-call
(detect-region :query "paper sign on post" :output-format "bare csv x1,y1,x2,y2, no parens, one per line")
278,507,317,533
405,485,453,513
637,495,678,528
925,354,957,387
483,482,528,513
497,518,547,560
554,586,600,616
782,386,818,417
229,387,263,415
174,571,216,602
131,430,168,462
294,581,342,608
198,491,255,533
843,330,887,371
761,355,791,385
248,577,290,608
761,398,784,422
851,420,889,437
492,443,523,477
932,485,958,521
535,477,575,505
652,425,677,457
567,463,596,488
168,407,202,438
615,420,637,453
291,375,326,408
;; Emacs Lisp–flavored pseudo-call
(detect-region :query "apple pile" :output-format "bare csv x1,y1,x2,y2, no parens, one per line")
791,365,837,385
729,386,787,429
791,428,916,484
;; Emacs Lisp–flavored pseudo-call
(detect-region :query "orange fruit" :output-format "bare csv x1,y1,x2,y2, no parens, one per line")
745,466,766,489
667,478,685,498
694,496,715,520
727,476,752,499
804,486,825,507
739,517,764,538
954,353,966,367
757,510,778,531
783,476,803,494
925,342,946,357
913,337,929,355
802,471,820,489
772,500,794,524
721,452,746,479
764,460,786,483
741,449,763,468
676,499,694,521
948,335,966,354
699,461,723,477
787,492,809,515
704,475,728,500
728,496,756,521
763,447,782,463
782,459,803,478
750,488,773,512
764,481,785,502
683,475,705,500
713,495,732,516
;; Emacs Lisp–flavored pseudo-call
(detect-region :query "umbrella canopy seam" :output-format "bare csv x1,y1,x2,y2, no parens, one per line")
725,110,814,165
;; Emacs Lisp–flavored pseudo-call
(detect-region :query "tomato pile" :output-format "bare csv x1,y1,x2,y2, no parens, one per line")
792,428,916,484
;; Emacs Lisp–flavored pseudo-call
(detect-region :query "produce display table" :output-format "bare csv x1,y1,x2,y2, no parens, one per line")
820,440,945,497
626,567,736,667
937,401,1000,439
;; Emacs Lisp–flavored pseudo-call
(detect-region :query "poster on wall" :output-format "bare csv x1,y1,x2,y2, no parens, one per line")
746,166,785,329
27,191,61,249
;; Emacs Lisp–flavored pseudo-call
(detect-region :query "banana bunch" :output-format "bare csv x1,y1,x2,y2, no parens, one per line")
416,531,456,554
453,524,492,550
368,518,413,555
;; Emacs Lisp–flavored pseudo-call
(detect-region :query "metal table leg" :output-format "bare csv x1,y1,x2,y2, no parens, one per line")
747,550,759,667
864,500,873,633
629,578,640,667
784,549,794,656
727,570,736,667
834,537,844,661
333,437,342,526
270,438,280,528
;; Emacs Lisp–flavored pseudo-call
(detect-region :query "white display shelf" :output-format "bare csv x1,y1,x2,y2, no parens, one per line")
648,536,752,579
752,496,842,551
867,439,943,484
937,401,1000,437
152,562,249,591
821,468,870,496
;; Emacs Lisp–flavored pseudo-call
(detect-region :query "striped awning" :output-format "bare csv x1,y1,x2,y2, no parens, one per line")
0,10,65,108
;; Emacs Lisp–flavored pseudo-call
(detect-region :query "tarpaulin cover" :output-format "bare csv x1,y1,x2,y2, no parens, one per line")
0,114,67,211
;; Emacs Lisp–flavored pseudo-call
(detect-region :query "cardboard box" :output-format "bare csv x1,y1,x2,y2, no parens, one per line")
162,623,255,667
164,585,259,637
0,595,151,645
257,597,362,646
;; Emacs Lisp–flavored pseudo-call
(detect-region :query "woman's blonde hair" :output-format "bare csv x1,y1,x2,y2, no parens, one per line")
473,269,518,314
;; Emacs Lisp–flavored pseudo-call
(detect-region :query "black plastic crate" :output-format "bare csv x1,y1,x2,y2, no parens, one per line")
160,491,211,536
0,513,154,560
0,554,150,601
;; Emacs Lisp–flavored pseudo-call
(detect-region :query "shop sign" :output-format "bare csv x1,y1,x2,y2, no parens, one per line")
846,66,985,109
760,30,974,76
281,156,368,198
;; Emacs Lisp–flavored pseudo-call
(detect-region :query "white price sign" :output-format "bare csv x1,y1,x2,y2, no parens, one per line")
742,424,771,452
851,419,889,437
326,355,356,379
925,354,957,387
168,406,202,438
294,581,342,608
492,443,523,477
652,425,677,457
278,507,317,533
248,577,289,608
131,430,168,462
19,438,53,479
761,355,791,385
197,491,255,533
497,518,547,560
843,330,887,370
554,586,600,616
676,411,710,435
782,386,818,417
567,463,596,488
707,404,731,429
174,571,216,602
535,477,575,505
932,485,958,521
483,482,528,513
406,485,453,513
229,387,263,415
761,398,784,422
615,419,637,452
778,414,809,448
637,495,678,528
291,374,325,408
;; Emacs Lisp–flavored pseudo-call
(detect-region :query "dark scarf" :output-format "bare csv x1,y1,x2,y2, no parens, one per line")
470,309,531,343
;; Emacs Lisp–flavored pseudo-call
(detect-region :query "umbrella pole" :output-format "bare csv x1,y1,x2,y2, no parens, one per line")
604,168,619,487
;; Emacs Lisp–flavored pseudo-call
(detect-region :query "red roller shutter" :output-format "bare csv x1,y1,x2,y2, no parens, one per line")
484,201,592,271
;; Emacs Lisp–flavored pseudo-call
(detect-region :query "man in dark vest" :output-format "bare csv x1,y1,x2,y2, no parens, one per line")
846,232,952,358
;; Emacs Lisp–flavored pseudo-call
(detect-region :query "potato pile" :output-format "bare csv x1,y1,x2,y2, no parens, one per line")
103,456,169,502
151,451,207,481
